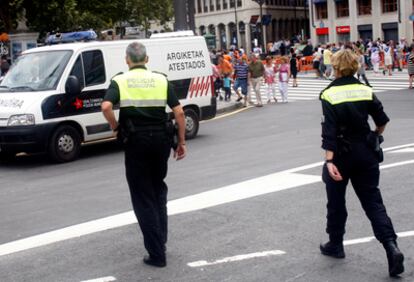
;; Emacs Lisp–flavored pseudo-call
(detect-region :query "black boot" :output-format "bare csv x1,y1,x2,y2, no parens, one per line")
320,241,345,258
383,241,404,277
143,255,166,267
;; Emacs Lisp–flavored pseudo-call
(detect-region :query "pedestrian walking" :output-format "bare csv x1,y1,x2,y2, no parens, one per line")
101,42,186,268
217,55,235,101
264,56,277,103
319,49,404,278
290,53,298,87
233,57,250,106
248,54,265,107
223,73,232,101
407,45,414,89
383,43,393,76
370,44,381,75
323,44,333,79
312,47,322,79
357,49,371,87
277,56,290,103
0,55,10,77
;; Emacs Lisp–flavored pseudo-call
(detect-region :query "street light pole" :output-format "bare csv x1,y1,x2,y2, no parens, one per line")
234,1,238,47
252,0,265,52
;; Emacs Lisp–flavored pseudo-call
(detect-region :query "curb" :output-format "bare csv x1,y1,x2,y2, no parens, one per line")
216,102,244,115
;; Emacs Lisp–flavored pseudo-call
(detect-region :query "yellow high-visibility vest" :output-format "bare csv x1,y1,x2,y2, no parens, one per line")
113,68,168,108
320,84,373,105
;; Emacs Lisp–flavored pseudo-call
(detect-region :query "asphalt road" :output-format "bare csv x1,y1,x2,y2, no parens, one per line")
0,87,413,282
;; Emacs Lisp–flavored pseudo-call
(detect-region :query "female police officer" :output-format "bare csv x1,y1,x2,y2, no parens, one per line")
319,49,404,277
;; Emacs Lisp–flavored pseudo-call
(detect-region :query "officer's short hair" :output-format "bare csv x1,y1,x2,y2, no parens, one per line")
126,42,147,63
331,49,359,77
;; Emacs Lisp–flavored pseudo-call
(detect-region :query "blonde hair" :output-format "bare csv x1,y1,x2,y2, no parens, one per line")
331,49,359,77
280,56,289,64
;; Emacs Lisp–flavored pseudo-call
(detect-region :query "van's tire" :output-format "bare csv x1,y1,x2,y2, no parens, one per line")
184,108,199,139
48,125,81,163
0,151,16,162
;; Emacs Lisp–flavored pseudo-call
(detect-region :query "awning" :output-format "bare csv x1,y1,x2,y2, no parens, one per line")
313,0,327,3
382,22,398,30
261,15,272,26
250,15,259,25
357,24,372,31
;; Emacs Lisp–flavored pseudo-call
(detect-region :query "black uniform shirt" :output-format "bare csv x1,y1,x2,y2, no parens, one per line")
104,65,180,126
320,76,390,152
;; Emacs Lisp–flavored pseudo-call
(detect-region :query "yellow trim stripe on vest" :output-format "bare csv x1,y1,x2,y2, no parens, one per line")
321,84,373,105
114,68,168,108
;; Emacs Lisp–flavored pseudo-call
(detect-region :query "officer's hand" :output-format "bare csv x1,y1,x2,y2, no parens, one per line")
174,144,186,161
327,163,343,181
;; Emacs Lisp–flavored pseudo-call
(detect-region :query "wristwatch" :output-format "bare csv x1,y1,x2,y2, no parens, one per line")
325,159,334,164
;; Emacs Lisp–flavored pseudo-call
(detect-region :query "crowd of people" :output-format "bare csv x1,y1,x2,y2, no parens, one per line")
211,45,300,107
210,37,414,105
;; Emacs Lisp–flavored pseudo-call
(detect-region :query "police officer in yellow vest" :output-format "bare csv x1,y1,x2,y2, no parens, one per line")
319,49,404,277
102,42,186,268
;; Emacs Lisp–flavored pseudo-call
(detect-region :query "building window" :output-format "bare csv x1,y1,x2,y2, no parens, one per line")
216,0,221,10
336,0,349,18
357,0,371,15
223,0,228,9
237,0,242,6
315,3,328,20
197,0,202,13
203,0,208,12
230,0,235,8
382,0,397,13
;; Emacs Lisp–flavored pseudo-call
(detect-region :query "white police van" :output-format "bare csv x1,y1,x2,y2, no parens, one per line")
0,32,216,162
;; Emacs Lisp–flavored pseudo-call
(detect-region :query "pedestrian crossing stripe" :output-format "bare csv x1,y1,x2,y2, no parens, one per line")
224,70,410,103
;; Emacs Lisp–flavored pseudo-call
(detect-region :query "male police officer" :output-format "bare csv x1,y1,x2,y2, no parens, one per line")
102,42,186,267
319,49,404,277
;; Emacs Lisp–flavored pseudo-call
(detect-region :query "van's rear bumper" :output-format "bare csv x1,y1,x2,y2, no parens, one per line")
0,124,55,154
200,97,217,120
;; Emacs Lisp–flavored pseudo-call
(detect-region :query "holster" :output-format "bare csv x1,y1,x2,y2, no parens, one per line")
166,120,178,150
116,119,134,145
366,131,384,163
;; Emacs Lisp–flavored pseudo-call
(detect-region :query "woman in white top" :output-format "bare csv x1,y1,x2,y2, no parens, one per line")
383,43,393,76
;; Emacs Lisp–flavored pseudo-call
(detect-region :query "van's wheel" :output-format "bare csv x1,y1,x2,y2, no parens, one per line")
184,108,199,139
0,151,16,162
48,125,81,163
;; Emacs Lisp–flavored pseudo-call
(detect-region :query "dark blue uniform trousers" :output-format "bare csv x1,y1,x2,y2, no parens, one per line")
124,130,171,260
322,142,397,243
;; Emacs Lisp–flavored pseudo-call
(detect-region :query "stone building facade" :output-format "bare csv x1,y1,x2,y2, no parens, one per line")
194,0,309,52
309,0,414,45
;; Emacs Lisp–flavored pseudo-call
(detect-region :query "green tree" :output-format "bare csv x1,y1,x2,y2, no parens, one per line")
1,0,173,36
0,0,24,32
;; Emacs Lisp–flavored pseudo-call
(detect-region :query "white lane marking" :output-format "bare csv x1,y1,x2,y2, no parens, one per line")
187,250,286,268
388,148,414,154
1,144,413,257
0,172,320,257
344,230,414,246
80,276,116,282
383,143,414,152
167,172,321,215
380,160,414,170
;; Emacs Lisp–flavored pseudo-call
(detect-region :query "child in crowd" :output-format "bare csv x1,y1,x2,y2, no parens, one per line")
290,53,298,87
264,56,277,103
277,56,290,103
223,73,232,101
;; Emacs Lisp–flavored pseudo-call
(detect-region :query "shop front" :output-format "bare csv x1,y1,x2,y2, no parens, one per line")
316,27,329,44
336,25,350,43
358,24,373,42
382,22,398,42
